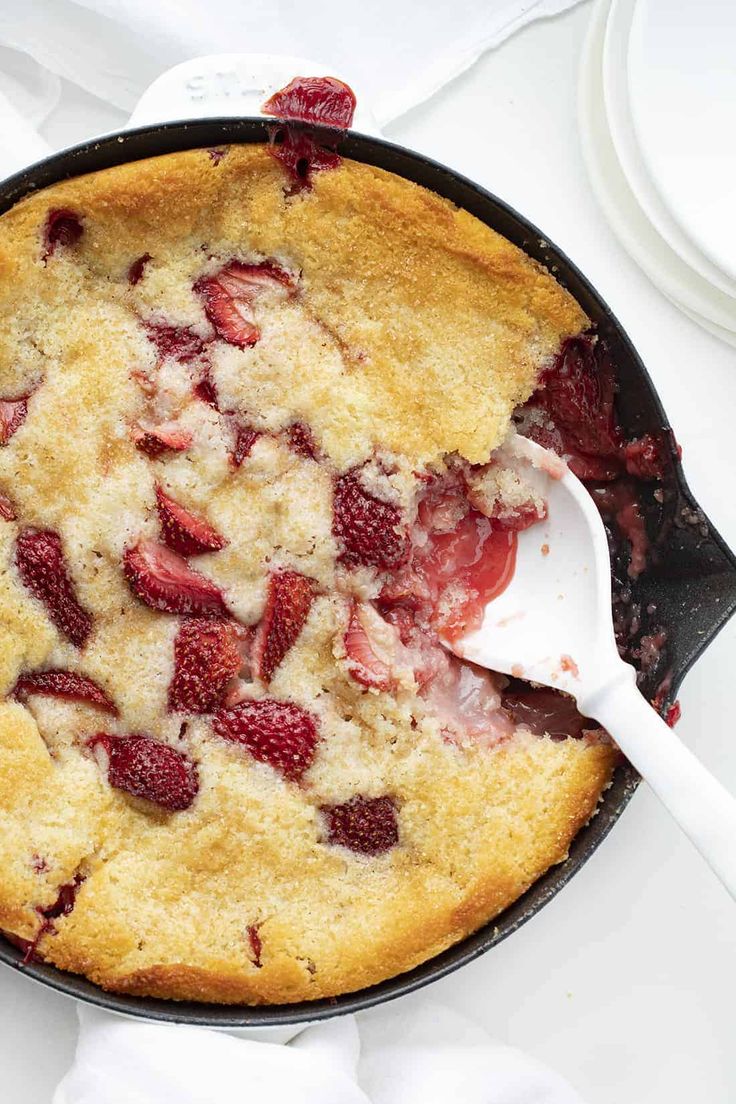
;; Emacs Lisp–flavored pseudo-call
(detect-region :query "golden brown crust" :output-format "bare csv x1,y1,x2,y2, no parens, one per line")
0,144,609,1005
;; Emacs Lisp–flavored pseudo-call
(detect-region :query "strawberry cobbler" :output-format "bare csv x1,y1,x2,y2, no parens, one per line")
0,92,619,1003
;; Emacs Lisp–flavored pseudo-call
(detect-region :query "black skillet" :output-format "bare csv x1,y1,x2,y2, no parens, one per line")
1,119,735,1027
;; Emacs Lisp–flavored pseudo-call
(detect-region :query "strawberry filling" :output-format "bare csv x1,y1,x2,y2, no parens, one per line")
156,486,228,557
14,872,86,964
320,795,398,855
144,322,206,362
0,396,29,445
132,421,193,458
0,490,16,521
252,570,317,684
15,529,92,648
91,733,199,811
263,76,357,128
333,471,410,571
168,618,242,714
123,538,229,618
230,419,261,467
128,253,151,285
195,261,295,349
43,209,83,260
247,923,263,967
13,670,117,715
286,421,318,460
343,599,411,692
378,474,521,644
212,698,319,782
263,76,356,190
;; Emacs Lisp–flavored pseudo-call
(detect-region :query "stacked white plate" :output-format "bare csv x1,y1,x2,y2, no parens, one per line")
579,0,736,347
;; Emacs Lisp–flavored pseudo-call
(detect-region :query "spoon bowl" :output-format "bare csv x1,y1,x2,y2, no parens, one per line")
451,435,736,901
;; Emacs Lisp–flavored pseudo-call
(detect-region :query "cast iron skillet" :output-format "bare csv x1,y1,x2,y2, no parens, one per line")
1,119,735,1027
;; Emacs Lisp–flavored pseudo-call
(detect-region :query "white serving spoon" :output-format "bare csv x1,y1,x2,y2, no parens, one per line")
451,434,736,900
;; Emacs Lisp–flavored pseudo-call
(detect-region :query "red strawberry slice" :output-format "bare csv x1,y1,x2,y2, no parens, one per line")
0,397,29,445
13,669,117,715
247,923,263,967
123,538,229,618
128,253,151,285
156,486,227,557
195,261,295,349
263,76,357,128
320,795,398,855
252,570,316,684
212,698,319,781
132,421,193,458
144,322,206,362
15,529,92,648
0,491,16,521
43,209,83,259
230,419,261,467
168,618,242,714
286,421,317,459
332,471,409,571
90,733,198,811
343,600,407,692
193,368,220,410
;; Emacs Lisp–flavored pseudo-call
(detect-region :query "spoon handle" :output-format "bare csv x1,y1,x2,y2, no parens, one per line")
582,666,736,900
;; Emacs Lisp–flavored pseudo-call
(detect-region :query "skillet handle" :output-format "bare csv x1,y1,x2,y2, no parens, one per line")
126,53,383,136
583,664,736,901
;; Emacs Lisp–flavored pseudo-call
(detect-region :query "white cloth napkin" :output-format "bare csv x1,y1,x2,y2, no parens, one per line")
0,0,583,174
1,3,589,1101
53,1001,587,1104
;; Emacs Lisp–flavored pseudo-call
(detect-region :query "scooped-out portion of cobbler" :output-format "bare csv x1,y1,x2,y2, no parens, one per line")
0,139,618,1004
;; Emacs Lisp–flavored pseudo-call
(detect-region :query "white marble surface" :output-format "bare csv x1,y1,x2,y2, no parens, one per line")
1,3,734,1101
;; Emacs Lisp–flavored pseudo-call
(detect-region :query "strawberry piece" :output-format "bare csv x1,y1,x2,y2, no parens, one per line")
195,261,295,349
128,253,151,285
268,129,341,189
343,600,407,692
13,669,117,715
379,476,519,643
193,369,220,410
208,147,228,166
332,471,409,571
169,618,242,714
247,923,263,967
263,77,356,190
123,538,229,618
321,796,398,855
156,486,227,557
15,529,92,648
230,419,260,467
144,322,206,362
212,698,319,781
43,209,83,259
132,421,193,458
286,421,317,459
252,570,316,684
0,397,29,445
624,433,667,481
263,76,357,128
91,733,198,811
665,701,681,727
0,490,16,521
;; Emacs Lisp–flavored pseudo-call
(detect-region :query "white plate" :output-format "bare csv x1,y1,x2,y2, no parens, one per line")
578,0,736,345
603,0,736,299
629,0,736,284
